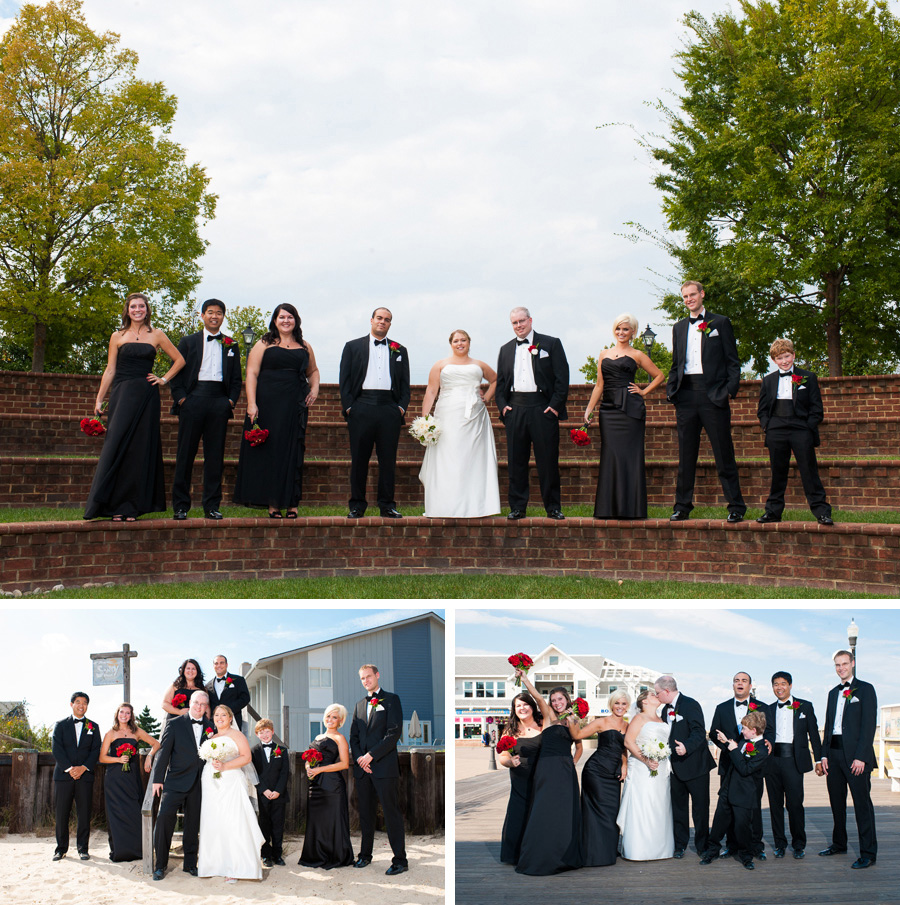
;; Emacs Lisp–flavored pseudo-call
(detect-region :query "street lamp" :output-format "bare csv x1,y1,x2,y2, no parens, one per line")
241,324,256,358
487,716,497,770
640,325,657,355
847,618,859,676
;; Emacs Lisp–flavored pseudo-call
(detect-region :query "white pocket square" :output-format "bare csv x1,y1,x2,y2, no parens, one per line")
396,355,402,361
847,697,858,705
798,385,806,390
539,349,549,359
227,350,234,356
709,329,720,337
799,713,806,719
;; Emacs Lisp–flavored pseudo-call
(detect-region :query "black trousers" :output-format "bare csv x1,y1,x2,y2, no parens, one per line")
707,797,756,864
673,383,745,514
355,772,407,867
347,400,403,513
504,401,561,512
671,771,710,854
258,792,286,859
766,757,807,850
54,778,93,854
718,766,765,853
826,747,877,859
154,773,203,871
764,424,831,517
172,392,231,512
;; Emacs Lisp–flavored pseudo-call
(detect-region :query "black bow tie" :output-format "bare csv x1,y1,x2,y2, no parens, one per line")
367,694,379,702
841,682,851,688
262,742,274,749
73,718,84,723
777,700,793,708
779,371,793,378
735,700,749,708
689,316,703,324
207,334,222,342
191,719,204,725
374,338,387,346
516,337,529,345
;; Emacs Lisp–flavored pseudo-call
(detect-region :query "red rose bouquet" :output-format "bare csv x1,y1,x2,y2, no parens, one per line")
570,427,590,447
116,742,138,772
80,415,106,437
302,745,324,783
507,652,534,686
171,693,189,709
495,735,517,754
562,697,590,721
244,420,269,447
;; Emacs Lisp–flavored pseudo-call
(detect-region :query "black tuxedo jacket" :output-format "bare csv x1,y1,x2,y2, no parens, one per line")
663,693,715,782
349,689,403,779
168,331,243,416
51,715,102,783
206,673,251,727
771,697,822,772
495,331,569,421
338,336,412,418
251,743,290,796
722,741,769,808
822,677,877,768
666,311,741,407
709,698,775,775
150,713,214,793
757,366,824,446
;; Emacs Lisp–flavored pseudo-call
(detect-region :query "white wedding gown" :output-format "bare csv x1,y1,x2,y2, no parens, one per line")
617,721,675,860
198,737,265,879
419,363,501,517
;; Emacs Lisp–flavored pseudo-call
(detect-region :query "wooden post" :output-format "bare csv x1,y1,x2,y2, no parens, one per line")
409,749,436,835
9,749,37,833
140,759,156,876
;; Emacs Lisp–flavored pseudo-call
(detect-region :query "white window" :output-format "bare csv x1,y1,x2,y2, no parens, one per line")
463,681,473,698
310,720,323,740
549,655,559,665
577,681,586,698
309,667,332,688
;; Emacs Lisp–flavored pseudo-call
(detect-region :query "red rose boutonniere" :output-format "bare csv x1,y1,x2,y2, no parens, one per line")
791,700,801,710
791,373,807,386
508,652,534,686
204,726,215,739
224,676,234,687
496,735,517,754
745,742,758,756
696,320,713,334
748,701,759,711
83,720,94,734
389,341,401,357
171,693,189,709
843,686,857,702
214,335,235,348
368,696,383,710
273,746,283,758
528,343,539,356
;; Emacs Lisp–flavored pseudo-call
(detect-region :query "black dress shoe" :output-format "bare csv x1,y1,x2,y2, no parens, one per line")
699,853,714,865
852,857,875,869
380,508,403,518
385,864,408,876
205,510,223,520
669,511,689,521
52,852,65,861
263,857,273,867
743,860,755,870
755,851,766,861
274,857,285,866
152,869,164,881
546,509,565,520
79,852,89,860
185,867,198,876
793,850,805,859
756,512,781,524
773,847,785,858
173,510,188,521
726,512,744,523
817,515,835,525
347,509,365,519
718,848,731,858
818,846,847,856
353,857,372,868
673,849,685,859
507,509,526,520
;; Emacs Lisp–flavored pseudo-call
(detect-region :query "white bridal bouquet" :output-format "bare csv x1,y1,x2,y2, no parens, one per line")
638,738,672,777
199,737,234,779
409,414,441,446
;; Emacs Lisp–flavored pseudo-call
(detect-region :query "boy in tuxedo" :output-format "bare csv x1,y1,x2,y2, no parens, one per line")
251,719,289,867
702,710,769,869
756,338,833,525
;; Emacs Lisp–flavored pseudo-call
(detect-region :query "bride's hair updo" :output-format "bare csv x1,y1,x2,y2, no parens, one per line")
449,329,471,344
214,704,234,726
506,692,543,737
635,690,656,712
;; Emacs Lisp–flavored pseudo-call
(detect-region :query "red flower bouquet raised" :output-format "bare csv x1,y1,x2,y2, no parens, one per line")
244,420,269,447
496,735,517,754
508,652,534,687
116,742,138,772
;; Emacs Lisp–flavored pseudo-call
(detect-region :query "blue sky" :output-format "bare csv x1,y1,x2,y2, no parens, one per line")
3,606,439,730
456,606,900,723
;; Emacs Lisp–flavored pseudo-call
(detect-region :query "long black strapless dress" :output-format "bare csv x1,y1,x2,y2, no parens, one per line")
581,728,626,866
298,737,354,869
593,356,648,519
84,343,165,519
500,732,542,864
234,345,310,510
515,723,584,875
104,736,143,861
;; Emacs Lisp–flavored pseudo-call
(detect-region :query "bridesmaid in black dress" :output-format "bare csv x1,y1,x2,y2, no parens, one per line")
84,293,184,520
99,703,160,861
234,303,320,517
569,690,630,866
161,658,207,727
497,692,544,864
298,704,354,869
514,670,584,875
583,313,664,519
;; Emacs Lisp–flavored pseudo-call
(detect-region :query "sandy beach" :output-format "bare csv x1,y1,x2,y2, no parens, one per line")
0,831,445,905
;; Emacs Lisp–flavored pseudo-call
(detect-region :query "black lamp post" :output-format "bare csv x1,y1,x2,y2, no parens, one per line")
640,325,656,355
847,618,859,677
241,324,256,359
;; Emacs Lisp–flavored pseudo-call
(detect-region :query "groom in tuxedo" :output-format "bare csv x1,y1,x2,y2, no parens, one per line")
495,306,569,519
151,690,214,880
349,664,408,875
819,650,878,869
51,692,101,861
205,655,251,731
339,308,411,518
666,280,746,522
655,675,716,858
169,298,243,520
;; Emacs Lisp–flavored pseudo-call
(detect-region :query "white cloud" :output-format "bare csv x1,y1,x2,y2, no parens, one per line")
455,609,567,634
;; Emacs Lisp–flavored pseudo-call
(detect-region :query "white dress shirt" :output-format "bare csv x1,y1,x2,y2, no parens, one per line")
777,371,794,400
513,331,538,392
832,685,849,736
362,336,392,390
198,329,224,381
684,310,705,375
775,699,795,743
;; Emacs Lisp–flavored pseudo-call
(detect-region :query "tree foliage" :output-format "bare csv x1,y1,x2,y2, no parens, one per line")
0,0,216,372
135,704,160,750
644,0,900,376
579,339,673,384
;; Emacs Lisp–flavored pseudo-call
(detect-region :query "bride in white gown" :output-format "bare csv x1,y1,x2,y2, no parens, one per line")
198,705,265,882
617,689,674,861
419,330,501,517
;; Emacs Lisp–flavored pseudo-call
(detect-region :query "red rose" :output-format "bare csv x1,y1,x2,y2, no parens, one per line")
528,344,538,356
792,700,801,710
244,422,269,447
570,428,590,447
496,735,517,754
225,677,234,686
172,693,188,708
748,701,758,710
389,341,400,351
301,747,323,765
273,747,283,757
574,697,590,720
204,727,215,737
745,742,755,753
80,416,106,437
221,336,234,346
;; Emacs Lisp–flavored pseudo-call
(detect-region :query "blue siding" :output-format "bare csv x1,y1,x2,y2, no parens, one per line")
391,621,434,722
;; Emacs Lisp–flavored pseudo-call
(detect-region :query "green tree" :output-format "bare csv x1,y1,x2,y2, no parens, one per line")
0,702,52,752
135,705,161,749
225,305,268,378
643,0,900,376
579,339,673,384
0,0,216,373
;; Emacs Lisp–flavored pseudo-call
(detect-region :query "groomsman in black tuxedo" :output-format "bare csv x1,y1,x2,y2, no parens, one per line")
666,280,746,522
251,719,289,867
655,675,716,857
339,308,411,518
756,338,833,525
495,306,569,520
51,692,101,861
169,298,243,520
151,690,214,880
766,670,822,859
206,654,251,731
709,672,775,859
349,664,407,875
819,650,878,869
